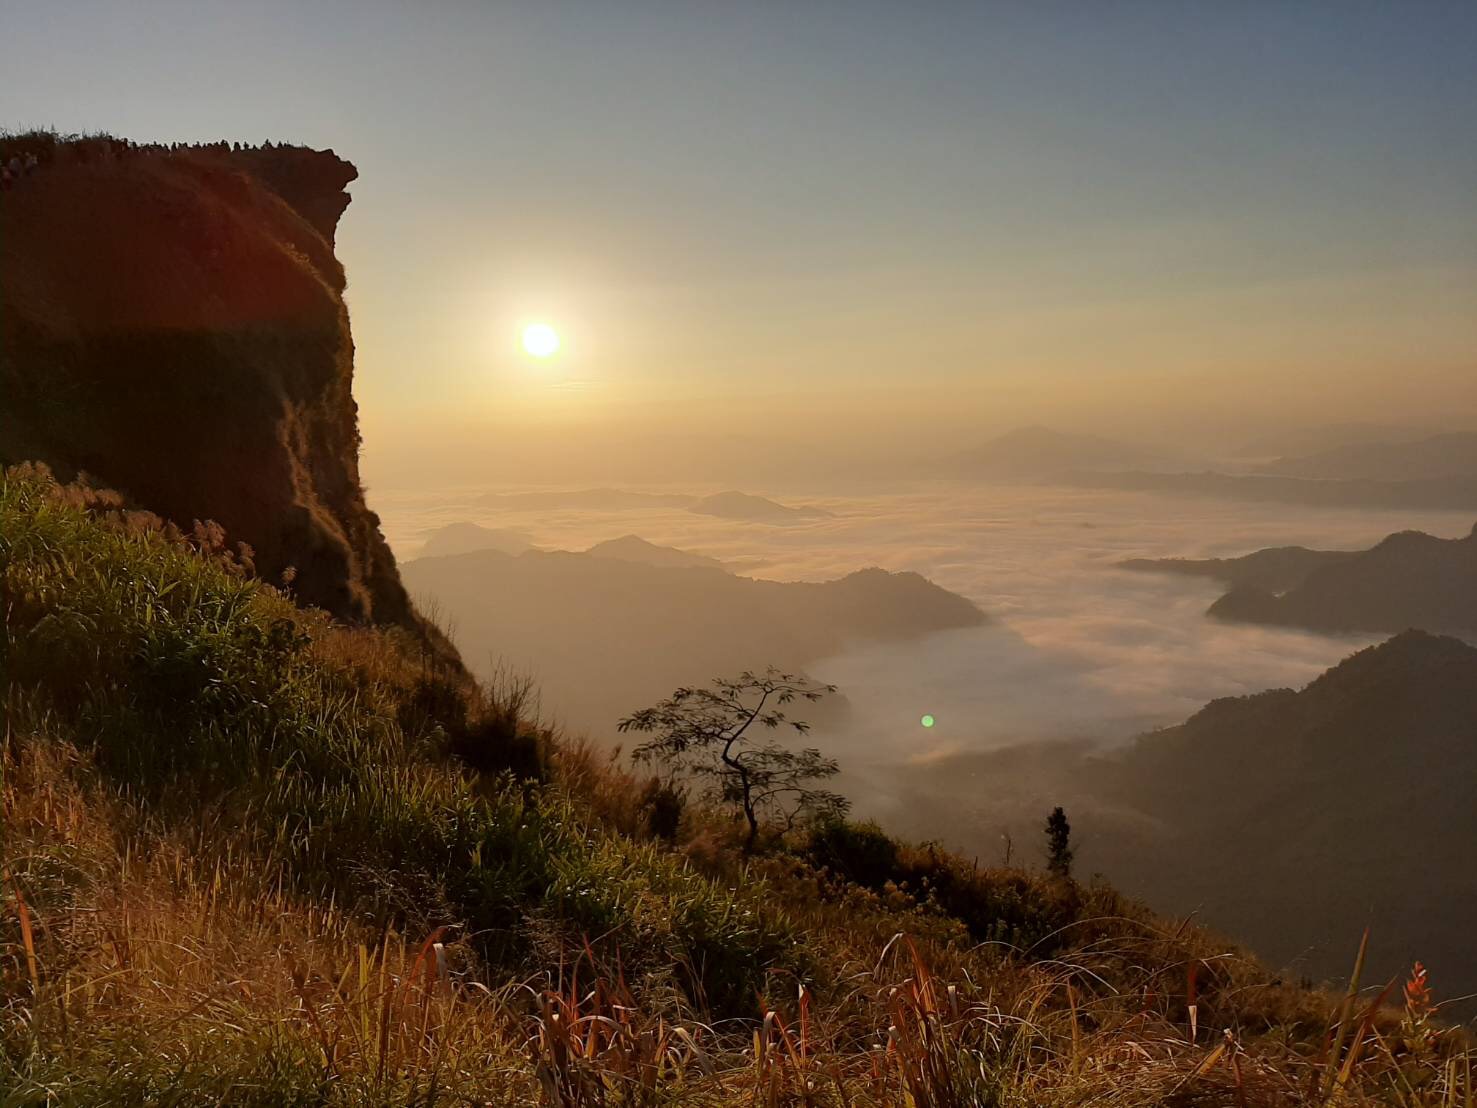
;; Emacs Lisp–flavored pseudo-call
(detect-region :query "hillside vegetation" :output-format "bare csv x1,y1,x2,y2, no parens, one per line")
1090,631,1477,992
7,465,1470,1104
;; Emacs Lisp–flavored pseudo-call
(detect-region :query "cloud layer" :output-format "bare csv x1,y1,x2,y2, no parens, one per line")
380,480,1472,769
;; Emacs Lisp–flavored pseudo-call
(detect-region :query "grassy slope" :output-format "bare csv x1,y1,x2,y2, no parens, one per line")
0,467,1467,1105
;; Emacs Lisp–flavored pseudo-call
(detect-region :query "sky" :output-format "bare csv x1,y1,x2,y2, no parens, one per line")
4,1,1475,482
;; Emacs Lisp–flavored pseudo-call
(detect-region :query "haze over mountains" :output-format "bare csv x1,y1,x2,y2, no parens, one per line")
1119,546,1355,594
403,538,985,732
690,490,832,522
950,426,1180,479
1064,469,1477,510
472,487,831,522
418,520,536,558
585,533,728,570
937,426,1477,515
1233,423,1444,460
1256,431,1477,481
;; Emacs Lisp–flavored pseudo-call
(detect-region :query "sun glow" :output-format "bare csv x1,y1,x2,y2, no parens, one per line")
522,323,560,358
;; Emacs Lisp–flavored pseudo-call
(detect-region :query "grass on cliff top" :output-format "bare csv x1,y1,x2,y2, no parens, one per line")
2,464,1471,1105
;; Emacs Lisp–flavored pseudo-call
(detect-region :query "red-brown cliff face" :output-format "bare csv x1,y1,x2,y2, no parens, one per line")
0,141,414,629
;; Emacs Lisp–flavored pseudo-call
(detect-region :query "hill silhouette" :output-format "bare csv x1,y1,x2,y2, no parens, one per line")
1258,431,1477,481
1233,422,1440,460
1062,468,1477,510
689,490,832,522
402,547,983,733
1203,524,1477,635
470,487,828,523
585,533,728,570
882,631,1477,998
1119,545,1354,593
0,139,416,629
1095,631,1477,994
418,520,535,558
953,426,1177,479
477,487,696,511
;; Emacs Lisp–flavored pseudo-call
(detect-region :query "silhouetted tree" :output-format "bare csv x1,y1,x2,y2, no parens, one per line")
1045,806,1073,879
618,668,846,853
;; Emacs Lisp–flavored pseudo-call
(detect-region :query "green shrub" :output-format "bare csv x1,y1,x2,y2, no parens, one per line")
806,817,901,889
639,778,687,841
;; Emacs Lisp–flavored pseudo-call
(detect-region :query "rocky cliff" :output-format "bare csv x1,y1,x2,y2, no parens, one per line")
0,139,415,629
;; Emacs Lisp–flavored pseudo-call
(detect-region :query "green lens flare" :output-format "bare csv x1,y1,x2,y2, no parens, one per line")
920,714,935,728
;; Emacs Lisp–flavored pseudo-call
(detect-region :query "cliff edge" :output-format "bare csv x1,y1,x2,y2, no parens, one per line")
1,137,413,628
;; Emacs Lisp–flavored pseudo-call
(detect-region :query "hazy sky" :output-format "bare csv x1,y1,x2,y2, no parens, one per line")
4,1,1475,479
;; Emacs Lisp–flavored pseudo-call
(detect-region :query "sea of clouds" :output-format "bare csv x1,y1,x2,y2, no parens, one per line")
376,479,1472,778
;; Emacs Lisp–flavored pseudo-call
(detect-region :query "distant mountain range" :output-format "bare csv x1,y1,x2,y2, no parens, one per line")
473,487,831,524
418,521,536,558
1119,545,1352,594
419,525,731,571
1123,523,1477,637
402,543,984,733
690,490,832,522
1256,431,1477,481
1208,525,1477,636
477,488,694,512
955,426,1477,508
1062,469,1477,510
585,534,728,571
1233,423,1441,461
951,426,1179,479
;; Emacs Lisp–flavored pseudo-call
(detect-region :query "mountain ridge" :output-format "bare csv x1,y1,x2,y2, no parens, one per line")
1206,523,1477,635
402,545,985,733
1095,630,1477,992
1258,431,1477,481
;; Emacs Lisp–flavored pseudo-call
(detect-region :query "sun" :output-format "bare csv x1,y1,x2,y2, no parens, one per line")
521,322,560,358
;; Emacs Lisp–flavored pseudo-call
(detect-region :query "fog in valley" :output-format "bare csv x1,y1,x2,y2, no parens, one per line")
375,428,1477,985
384,476,1469,751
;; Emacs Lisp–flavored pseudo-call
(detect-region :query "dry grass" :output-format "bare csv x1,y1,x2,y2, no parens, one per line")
6,726,1472,1106
3,466,1476,1104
